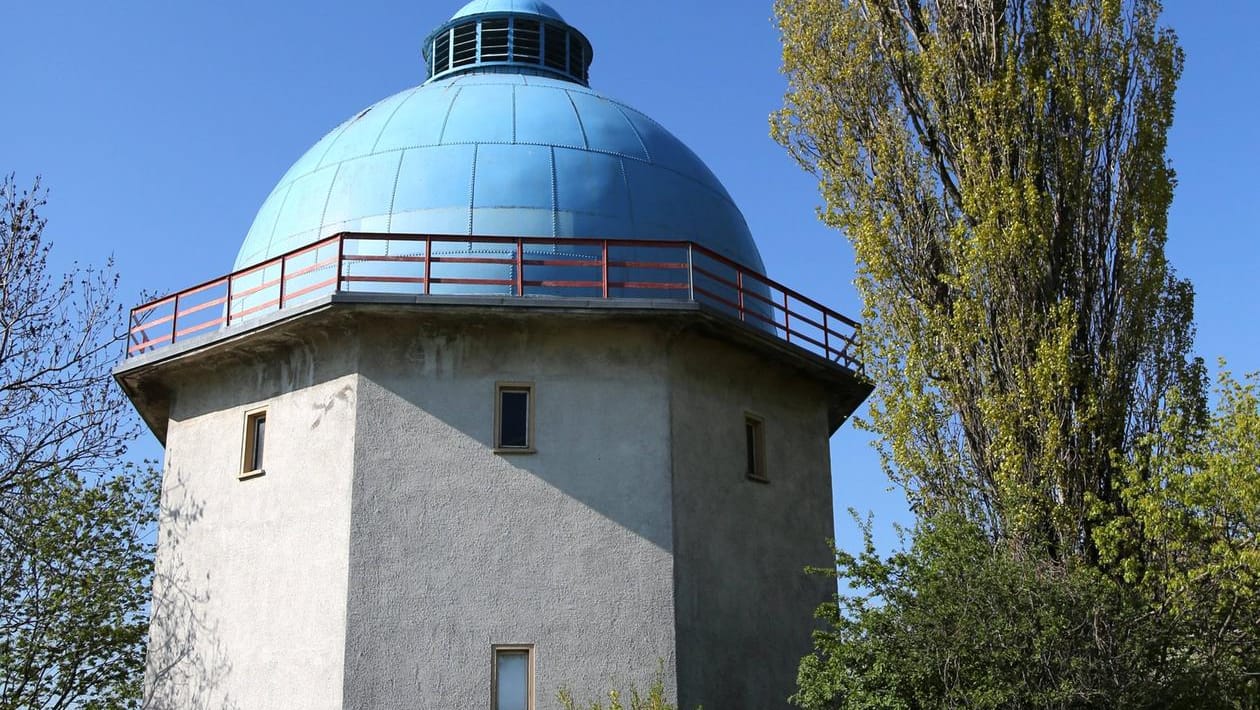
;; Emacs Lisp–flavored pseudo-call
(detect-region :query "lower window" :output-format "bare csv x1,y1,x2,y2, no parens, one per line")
240,408,267,478
492,645,534,710
495,382,534,452
745,413,767,482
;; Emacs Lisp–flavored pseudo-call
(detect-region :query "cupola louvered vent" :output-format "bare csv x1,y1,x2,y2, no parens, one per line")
543,24,567,70
452,23,478,67
423,8,593,86
482,19,510,61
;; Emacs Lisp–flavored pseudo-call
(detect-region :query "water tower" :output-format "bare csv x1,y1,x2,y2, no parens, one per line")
116,2,872,707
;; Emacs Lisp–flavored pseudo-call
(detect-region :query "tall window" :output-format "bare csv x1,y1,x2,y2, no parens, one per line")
745,413,767,482
495,383,534,452
492,645,533,710
241,408,267,478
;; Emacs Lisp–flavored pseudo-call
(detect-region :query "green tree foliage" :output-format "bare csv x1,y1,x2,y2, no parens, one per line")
772,0,1197,557
1,466,156,709
0,176,155,708
1099,366,1260,700
772,0,1259,705
794,378,1260,707
794,513,1192,709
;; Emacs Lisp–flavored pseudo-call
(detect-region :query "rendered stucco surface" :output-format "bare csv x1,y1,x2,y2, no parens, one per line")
145,337,359,709
669,333,837,710
134,306,850,708
341,316,678,709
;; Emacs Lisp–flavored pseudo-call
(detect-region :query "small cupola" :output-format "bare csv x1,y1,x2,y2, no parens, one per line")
422,0,594,86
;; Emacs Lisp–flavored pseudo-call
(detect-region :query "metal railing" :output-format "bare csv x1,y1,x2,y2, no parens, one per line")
126,233,863,372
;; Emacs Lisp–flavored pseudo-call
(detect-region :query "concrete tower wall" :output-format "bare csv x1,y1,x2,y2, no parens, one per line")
341,315,679,709
146,338,360,710
669,333,837,710
135,305,852,709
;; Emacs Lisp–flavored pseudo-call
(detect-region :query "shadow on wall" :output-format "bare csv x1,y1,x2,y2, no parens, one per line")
352,318,679,554
143,467,240,710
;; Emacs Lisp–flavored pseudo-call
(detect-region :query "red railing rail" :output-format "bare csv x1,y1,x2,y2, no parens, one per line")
127,233,863,373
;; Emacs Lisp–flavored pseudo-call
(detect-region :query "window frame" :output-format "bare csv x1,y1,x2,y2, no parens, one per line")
744,412,768,483
491,644,535,710
494,382,536,454
240,407,268,480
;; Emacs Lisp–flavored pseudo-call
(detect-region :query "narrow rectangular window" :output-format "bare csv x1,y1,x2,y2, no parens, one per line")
495,383,534,452
745,413,767,482
493,645,533,710
241,409,267,478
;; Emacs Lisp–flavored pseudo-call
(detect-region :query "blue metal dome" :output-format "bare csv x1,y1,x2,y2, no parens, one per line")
235,4,765,278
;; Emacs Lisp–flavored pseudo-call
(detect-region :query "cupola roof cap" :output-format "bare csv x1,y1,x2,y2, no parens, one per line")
450,0,565,22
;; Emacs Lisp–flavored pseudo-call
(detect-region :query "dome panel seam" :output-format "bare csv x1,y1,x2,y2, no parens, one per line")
436,76,598,95
386,204,614,215
370,85,427,154
264,140,739,213
610,102,651,164
270,142,651,188
265,182,297,248
437,87,465,145
386,151,406,232
618,157,637,237
466,144,478,235
257,141,744,228
563,90,590,151
424,82,605,102
316,162,344,239
550,146,559,237
312,111,364,171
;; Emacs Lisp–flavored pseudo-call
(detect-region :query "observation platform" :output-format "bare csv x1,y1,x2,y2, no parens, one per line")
124,233,863,371
117,233,868,438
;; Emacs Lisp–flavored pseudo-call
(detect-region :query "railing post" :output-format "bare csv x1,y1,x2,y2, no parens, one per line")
686,243,695,301
224,275,233,327
823,311,830,358
783,292,791,343
601,241,609,299
128,308,141,353
851,325,861,375
515,238,524,296
336,235,347,294
424,236,432,296
737,270,745,321
171,294,180,346
278,255,287,312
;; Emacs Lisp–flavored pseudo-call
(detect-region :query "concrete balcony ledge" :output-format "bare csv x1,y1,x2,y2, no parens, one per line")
115,290,871,443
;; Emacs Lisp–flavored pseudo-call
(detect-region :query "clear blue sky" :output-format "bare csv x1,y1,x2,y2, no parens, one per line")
2,1,1256,553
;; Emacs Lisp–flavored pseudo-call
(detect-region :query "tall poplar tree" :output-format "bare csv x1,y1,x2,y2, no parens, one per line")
773,1,1260,706
772,0,1198,558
